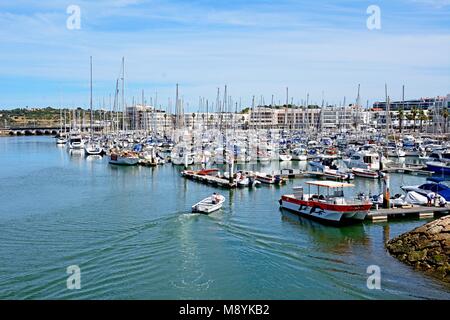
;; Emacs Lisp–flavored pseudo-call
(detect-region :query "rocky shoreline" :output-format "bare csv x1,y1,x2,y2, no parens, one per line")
386,216,450,282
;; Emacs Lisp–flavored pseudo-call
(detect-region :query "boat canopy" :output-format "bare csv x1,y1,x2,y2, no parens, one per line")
427,177,446,183
305,181,354,188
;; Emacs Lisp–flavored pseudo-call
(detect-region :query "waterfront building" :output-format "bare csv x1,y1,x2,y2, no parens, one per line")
320,106,367,131
248,106,370,131
248,107,321,130
126,105,171,132
373,94,449,111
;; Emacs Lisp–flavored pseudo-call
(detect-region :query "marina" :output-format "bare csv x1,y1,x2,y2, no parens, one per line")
1,0,450,302
1,134,450,299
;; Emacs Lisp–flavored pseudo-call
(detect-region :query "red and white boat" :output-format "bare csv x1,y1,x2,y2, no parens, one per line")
279,181,372,224
352,168,379,179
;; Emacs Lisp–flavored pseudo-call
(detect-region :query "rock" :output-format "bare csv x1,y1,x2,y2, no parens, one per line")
430,253,448,265
434,233,450,242
427,225,443,235
416,240,439,250
387,215,450,283
408,250,427,262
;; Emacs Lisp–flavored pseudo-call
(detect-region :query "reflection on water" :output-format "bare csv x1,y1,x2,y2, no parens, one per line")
86,155,103,162
280,210,370,254
0,136,449,299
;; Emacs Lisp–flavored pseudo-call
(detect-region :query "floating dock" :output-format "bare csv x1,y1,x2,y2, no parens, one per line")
381,165,432,176
182,171,237,188
368,206,450,221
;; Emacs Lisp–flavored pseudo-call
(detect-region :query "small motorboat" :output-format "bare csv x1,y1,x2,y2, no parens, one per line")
255,173,285,185
279,152,293,161
323,167,354,181
401,177,450,201
352,168,379,179
109,150,139,166
192,194,225,214
56,137,67,145
84,142,103,155
236,173,261,187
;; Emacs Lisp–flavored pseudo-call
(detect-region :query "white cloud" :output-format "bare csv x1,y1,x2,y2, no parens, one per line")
0,1,449,108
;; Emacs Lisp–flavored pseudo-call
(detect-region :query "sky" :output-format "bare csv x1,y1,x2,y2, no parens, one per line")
0,0,449,111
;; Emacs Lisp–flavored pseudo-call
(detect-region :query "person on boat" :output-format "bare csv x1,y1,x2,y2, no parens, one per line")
427,192,435,207
439,196,447,207
212,193,219,204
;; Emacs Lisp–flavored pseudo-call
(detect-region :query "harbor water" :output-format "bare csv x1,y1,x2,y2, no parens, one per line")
0,136,449,299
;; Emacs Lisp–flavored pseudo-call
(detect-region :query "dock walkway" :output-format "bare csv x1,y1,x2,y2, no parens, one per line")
368,206,450,221
182,172,236,188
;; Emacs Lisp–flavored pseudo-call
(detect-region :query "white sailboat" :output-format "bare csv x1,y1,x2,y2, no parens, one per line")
84,56,103,156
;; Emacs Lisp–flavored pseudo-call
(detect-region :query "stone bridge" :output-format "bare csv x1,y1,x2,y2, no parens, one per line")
4,124,106,136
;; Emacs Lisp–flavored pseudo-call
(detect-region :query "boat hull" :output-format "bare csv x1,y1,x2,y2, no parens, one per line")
192,195,225,214
352,168,379,179
279,196,371,224
426,161,450,175
109,155,139,166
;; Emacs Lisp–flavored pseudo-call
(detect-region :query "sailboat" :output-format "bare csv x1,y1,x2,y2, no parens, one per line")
108,57,139,166
56,109,67,144
84,56,104,156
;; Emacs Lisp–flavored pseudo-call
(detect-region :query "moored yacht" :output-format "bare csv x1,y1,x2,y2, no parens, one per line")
67,132,84,150
343,151,382,170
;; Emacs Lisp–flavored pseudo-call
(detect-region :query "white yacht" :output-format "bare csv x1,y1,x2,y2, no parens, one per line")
344,151,382,170
67,132,84,150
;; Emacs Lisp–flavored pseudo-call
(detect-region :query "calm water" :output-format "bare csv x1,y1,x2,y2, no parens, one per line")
0,136,449,300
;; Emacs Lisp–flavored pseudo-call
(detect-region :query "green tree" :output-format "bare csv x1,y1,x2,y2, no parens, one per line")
398,108,404,133
410,106,418,132
418,109,427,132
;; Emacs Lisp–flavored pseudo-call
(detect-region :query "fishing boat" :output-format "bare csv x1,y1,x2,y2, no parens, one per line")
352,168,379,179
192,193,225,214
279,181,372,224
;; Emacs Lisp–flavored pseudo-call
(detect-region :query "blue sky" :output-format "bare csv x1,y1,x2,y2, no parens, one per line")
0,0,449,110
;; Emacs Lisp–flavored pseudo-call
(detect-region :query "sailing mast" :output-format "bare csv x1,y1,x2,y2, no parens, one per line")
121,57,125,132
89,56,93,140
